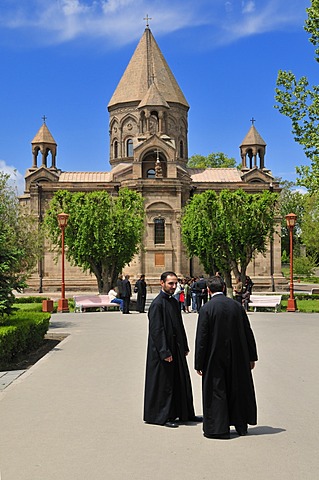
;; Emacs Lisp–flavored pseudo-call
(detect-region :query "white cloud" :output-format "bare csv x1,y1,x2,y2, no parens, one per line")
292,186,308,195
242,1,255,14
61,0,91,15
0,160,25,195
0,0,309,48
218,0,306,45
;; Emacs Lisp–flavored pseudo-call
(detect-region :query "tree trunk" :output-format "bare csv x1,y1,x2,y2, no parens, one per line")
222,270,233,298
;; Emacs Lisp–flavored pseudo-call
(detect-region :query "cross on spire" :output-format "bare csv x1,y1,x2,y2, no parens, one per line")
144,14,152,28
250,117,256,125
42,115,47,124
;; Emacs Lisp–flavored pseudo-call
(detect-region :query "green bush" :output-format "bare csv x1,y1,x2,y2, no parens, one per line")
281,250,289,264
294,256,316,277
0,312,50,367
14,296,50,304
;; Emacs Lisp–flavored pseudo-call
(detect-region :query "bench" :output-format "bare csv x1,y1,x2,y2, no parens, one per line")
310,288,319,295
248,295,282,313
74,295,120,313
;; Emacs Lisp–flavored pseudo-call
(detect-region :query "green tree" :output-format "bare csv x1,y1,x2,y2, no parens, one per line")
187,152,237,169
0,173,40,316
275,1,319,193
301,192,319,262
278,180,305,256
181,189,277,291
44,188,145,293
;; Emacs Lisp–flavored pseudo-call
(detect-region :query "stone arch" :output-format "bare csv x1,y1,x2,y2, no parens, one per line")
126,138,134,157
110,117,120,133
146,201,174,247
167,115,177,135
141,149,167,178
241,146,265,169
32,145,56,168
149,110,159,134
121,114,138,135
113,139,119,159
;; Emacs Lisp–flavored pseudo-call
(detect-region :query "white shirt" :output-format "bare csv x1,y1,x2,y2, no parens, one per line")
108,289,117,301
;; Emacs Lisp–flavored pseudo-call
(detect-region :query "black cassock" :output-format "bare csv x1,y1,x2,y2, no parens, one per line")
195,293,258,436
143,291,195,425
136,279,147,313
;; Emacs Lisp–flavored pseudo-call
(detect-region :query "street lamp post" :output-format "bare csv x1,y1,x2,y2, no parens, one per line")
57,212,69,313
285,213,297,312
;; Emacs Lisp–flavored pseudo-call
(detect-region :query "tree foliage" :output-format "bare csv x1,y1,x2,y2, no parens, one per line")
44,188,145,293
187,152,237,169
275,1,319,193
181,189,278,289
278,180,305,255
0,173,41,316
300,192,319,262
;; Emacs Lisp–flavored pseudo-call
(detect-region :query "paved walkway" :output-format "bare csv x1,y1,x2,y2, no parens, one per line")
0,309,319,479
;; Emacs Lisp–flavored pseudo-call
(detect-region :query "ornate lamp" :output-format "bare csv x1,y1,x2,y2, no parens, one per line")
57,213,69,313
285,213,297,312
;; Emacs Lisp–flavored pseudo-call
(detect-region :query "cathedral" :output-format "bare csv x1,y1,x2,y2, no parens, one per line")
20,26,284,292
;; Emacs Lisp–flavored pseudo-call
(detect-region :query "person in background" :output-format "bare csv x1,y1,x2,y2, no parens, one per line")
183,278,191,313
195,276,258,439
190,277,198,312
135,274,147,313
179,278,185,311
242,276,254,311
233,276,243,304
107,286,124,312
173,278,182,305
122,275,132,314
116,274,123,300
194,275,208,313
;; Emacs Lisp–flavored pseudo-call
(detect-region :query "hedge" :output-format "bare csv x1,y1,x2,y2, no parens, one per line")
0,312,51,367
14,296,50,304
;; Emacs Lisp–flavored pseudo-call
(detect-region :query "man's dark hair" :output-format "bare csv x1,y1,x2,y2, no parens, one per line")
161,271,177,282
207,276,224,293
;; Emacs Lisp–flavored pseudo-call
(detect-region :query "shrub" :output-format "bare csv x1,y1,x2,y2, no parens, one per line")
0,312,50,367
294,256,316,277
14,296,50,304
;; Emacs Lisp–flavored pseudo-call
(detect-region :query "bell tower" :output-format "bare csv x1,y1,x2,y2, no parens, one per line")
30,117,57,170
240,119,266,170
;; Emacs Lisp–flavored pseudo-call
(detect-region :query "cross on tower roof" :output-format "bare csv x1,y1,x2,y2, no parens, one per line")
250,117,256,125
42,115,47,124
143,14,152,28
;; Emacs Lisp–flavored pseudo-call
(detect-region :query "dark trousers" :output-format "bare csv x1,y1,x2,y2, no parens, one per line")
123,296,130,314
196,293,208,313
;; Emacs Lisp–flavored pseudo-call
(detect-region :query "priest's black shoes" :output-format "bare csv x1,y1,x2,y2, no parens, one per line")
189,415,203,423
235,424,248,436
164,421,179,428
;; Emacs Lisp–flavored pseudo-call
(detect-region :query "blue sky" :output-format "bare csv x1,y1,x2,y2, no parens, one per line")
0,0,314,193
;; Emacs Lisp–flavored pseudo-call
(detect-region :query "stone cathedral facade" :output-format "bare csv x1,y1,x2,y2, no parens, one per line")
20,26,284,292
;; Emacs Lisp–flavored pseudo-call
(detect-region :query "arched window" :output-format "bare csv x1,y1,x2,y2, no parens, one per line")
147,168,156,178
126,139,133,157
179,140,184,158
154,218,165,244
113,141,118,159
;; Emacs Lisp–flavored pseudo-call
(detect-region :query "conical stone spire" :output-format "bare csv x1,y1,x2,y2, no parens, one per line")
240,125,266,148
31,123,57,146
108,27,189,108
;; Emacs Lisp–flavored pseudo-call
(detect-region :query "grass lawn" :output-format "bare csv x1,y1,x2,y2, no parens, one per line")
13,303,44,312
281,298,319,313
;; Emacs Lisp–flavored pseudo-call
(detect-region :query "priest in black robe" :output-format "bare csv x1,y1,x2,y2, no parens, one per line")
143,271,198,428
195,276,258,439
